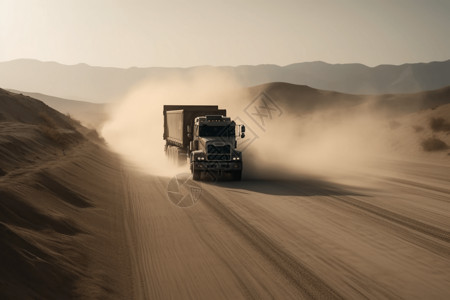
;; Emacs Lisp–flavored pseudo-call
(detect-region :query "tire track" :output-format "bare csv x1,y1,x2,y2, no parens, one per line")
383,176,450,200
120,167,149,300
323,194,450,257
200,188,343,300
279,181,450,257
332,195,450,243
187,214,260,300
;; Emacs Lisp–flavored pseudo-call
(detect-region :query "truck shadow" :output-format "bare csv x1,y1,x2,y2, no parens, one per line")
205,177,369,197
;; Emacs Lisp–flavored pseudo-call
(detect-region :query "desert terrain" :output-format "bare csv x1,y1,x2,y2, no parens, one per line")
1,82,449,299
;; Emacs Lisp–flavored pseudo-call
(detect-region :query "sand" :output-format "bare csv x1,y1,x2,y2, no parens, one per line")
0,90,132,298
1,85,449,299
7,90,109,129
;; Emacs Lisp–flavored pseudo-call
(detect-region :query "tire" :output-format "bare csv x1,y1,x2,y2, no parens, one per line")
231,171,242,181
193,170,201,181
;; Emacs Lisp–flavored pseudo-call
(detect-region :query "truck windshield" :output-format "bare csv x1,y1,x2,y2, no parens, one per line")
199,125,235,137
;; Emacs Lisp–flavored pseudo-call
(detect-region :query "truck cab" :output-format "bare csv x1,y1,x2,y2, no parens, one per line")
190,115,244,180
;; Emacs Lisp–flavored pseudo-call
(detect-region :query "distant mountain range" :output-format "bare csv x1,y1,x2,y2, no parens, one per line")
1,59,449,103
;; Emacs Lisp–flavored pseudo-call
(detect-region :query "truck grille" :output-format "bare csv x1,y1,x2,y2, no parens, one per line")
207,145,231,161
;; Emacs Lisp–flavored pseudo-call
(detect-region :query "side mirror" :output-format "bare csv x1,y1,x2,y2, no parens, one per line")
241,125,246,133
241,133,245,138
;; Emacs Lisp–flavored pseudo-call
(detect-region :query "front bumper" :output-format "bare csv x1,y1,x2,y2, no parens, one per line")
193,161,242,171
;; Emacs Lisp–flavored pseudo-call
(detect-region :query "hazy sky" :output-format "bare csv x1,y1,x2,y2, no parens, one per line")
1,0,449,68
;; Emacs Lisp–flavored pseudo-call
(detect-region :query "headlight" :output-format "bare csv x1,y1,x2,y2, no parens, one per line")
232,157,240,160
197,157,205,161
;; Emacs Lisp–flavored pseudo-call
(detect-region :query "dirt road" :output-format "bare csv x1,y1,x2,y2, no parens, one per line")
119,158,450,299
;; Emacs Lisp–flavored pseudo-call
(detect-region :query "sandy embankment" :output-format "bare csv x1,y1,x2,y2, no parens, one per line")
0,89,132,299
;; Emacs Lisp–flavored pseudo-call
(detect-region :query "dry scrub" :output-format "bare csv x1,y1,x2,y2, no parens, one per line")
38,112,83,149
421,137,448,152
65,113,82,127
430,117,450,132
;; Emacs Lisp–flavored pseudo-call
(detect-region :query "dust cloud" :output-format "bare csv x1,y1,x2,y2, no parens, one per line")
241,105,392,180
101,70,243,176
102,72,393,179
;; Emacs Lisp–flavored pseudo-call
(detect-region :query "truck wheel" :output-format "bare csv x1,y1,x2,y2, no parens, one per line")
231,171,242,181
193,170,201,181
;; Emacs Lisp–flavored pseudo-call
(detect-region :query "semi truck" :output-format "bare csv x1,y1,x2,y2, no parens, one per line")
163,105,245,180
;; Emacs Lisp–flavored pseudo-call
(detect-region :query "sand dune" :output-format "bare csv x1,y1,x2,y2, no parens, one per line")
0,89,131,298
7,90,109,129
247,82,450,116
